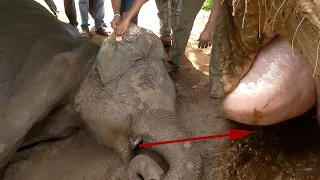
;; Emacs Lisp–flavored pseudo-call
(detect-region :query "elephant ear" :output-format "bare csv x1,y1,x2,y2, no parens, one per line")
96,29,152,90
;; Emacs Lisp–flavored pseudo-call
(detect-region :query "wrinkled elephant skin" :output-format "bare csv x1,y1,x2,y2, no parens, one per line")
0,0,99,171
0,1,152,179
0,0,201,179
75,25,202,180
3,131,164,180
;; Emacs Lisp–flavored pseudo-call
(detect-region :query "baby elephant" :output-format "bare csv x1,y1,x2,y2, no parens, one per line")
75,24,202,179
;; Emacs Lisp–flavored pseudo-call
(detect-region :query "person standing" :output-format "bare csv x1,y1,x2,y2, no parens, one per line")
166,0,205,74
64,0,80,27
168,0,224,99
155,0,181,49
64,0,107,28
79,0,108,39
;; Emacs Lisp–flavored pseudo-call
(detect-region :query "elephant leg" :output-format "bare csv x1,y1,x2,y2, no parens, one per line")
20,103,83,148
134,147,169,174
0,44,98,171
128,154,164,180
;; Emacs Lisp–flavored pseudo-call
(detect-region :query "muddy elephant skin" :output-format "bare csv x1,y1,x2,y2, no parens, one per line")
0,0,201,179
0,0,100,170
75,24,202,180
3,130,165,180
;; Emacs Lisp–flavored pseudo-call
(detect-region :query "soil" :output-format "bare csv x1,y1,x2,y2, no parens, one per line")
4,2,320,180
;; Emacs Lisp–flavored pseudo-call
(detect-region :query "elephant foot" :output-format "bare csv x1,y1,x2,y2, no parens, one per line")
128,154,164,180
222,36,316,125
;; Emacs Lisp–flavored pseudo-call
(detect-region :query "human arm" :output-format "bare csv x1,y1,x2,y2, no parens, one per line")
198,0,222,49
114,0,148,36
111,0,121,29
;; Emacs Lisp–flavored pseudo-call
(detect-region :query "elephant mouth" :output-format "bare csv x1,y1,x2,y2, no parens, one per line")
222,33,317,126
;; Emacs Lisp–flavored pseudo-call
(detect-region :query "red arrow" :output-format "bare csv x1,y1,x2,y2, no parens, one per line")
139,129,253,147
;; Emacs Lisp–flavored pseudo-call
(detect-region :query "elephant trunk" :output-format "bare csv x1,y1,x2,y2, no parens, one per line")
136,108,202,180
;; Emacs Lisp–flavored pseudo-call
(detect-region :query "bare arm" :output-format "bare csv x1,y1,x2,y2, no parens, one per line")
111,0,121,14
198,0,223,48
204,0,222,32
114,0,148,35
111,0,122,29
122,0,148,22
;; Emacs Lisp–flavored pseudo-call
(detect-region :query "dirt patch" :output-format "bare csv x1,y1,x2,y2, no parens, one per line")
4,130,127,180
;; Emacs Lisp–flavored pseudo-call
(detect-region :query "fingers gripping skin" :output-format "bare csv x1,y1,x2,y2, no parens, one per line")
0,44,98,170
128,154,164,180
111,15,121,30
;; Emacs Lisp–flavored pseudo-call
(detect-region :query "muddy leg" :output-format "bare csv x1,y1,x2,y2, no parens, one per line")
21,103,83,148
0,44,98,170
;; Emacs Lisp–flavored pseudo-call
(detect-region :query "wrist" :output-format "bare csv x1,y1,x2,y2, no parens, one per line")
203,27,213,34
122,15,131,23
114,14,121,18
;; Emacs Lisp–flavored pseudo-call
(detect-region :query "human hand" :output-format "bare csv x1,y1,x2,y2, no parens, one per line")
111,15,121,30
114,19,130,36
198,30,213,49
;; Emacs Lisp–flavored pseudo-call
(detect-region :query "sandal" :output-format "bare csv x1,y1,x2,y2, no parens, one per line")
81,28,91,39
95,27,108,36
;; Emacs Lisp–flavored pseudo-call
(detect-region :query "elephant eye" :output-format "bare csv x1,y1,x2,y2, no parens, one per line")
147,74,153,78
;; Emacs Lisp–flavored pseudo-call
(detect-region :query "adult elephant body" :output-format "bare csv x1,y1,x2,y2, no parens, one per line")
0,0,201,179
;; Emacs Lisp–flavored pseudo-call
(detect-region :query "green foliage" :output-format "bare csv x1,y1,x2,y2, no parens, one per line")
202,0,214,11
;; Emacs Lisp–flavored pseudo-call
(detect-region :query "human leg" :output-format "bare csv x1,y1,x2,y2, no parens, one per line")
64,0,78,26
94,0,108,36
155,0,171,46
44,0,59,16
79,0,91,38
168,0,205,72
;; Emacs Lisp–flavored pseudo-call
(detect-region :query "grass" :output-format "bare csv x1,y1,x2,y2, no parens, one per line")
202,0,214,11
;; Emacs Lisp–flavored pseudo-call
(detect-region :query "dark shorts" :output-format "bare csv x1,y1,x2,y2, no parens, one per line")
120,0,139,24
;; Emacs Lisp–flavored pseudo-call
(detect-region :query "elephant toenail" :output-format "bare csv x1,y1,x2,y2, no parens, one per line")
187,162,193,170
184,142,191,149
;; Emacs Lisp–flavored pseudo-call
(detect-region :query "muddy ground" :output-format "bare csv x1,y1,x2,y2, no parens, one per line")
4,1,320,180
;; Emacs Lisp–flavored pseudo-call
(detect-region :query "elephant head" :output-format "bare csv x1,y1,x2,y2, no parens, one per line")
75,24,202,179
